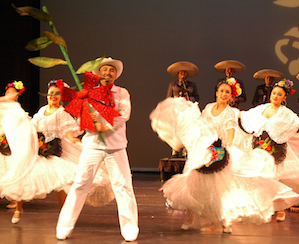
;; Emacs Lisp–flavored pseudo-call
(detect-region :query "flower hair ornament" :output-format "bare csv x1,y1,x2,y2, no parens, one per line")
47,79,70,88
217,77,242,97
38,80,70,97
5,80,25,94
274,78,296,95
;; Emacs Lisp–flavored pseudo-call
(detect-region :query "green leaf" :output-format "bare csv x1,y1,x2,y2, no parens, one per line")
44,31,68,51
25,36,53,51
28,57,67,68
12,4,52,22
76,57,105,74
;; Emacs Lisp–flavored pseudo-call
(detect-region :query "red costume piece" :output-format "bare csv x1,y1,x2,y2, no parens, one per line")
56,71,121,132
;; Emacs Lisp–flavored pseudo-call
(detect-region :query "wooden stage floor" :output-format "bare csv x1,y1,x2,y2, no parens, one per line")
1,172,299,244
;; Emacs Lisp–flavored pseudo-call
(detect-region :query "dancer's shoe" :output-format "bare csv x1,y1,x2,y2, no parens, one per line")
6,201,17,209
181,223,190,230
276,211,286,222
11,210,22,224
223,225,232,234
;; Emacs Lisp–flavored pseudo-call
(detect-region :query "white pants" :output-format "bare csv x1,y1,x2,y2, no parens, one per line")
56,147,139,241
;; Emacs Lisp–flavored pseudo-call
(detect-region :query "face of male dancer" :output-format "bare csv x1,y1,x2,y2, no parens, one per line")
265,76,274,86
47,85,61,107
99,65,117,86
270,86,286,106
5,87,19,101
225,68,235,78
216,83,232,104
178,70,188,81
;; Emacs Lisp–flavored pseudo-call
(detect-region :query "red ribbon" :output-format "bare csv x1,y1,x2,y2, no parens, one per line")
56,71,121,132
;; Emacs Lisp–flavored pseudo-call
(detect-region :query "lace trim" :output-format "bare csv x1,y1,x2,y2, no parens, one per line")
197,139,229,174
202,103,238,148
33,106,80,143
252,131,287,165
38,132,62,158
241,105,299,144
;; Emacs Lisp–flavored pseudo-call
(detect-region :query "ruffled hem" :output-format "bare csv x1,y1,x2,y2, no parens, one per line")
0,156,76,201
161,167,299,227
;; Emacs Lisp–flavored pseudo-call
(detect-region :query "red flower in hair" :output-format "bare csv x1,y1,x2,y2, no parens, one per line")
289,89,296,95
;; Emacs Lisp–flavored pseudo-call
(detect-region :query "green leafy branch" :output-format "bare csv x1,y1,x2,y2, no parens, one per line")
13,4,106,144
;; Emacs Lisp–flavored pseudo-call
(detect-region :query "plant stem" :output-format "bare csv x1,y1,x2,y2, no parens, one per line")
42,6,82,90
42,6,106,145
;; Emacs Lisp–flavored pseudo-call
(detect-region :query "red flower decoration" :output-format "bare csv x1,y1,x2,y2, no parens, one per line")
56,71,121,132
40,143,47,149
289,89,296,95
266,145,272,152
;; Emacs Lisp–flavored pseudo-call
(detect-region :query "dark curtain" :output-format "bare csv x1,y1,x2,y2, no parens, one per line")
0,0,40,116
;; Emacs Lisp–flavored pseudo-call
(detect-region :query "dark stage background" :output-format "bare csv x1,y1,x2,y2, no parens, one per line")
1,1,299,170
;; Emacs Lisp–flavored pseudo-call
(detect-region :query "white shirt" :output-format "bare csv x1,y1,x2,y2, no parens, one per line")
82,85,131,150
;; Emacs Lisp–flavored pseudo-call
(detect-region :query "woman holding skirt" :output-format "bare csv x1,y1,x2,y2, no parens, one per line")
150,78,299,233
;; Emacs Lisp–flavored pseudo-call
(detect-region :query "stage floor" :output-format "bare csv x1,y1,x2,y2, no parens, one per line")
1,172,299,244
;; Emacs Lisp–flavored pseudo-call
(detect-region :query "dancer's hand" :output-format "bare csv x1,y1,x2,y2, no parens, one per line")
90,112,98,123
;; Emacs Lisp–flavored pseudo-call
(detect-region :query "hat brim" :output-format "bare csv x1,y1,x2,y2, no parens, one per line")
253,69,285,81
93,57,123,79
167,61,199,78
214,60,246,73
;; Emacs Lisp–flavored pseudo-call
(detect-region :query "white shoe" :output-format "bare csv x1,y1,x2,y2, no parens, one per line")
223,226,232,234
181,223,190,230
56,233,67,240
276,211,286,222
124,236,137,242
122,225,139,242
123,232,138,242
11,210,22,224
6,201,17,209
56,228,73,240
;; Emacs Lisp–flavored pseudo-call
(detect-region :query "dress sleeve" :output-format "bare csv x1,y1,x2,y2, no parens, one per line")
240,106,263,134
268,107,299,143
57,108,82,138
223,107,238,131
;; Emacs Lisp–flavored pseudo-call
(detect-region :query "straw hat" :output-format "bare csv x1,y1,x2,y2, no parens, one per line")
214,60,246,73
167,61,199,78
93,57,123,79
253,69,285,81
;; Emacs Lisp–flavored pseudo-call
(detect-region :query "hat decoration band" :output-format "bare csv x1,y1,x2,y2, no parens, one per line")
5,81,25,94
217,77,242,97
274,78,296,95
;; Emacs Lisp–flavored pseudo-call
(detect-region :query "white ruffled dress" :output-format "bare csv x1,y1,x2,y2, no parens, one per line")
0,103,114,206
150,98,299,228
240,104,299,192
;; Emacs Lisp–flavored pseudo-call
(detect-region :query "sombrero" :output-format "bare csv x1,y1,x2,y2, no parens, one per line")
214,60,246,73
93,57,123,79
253,69,285,81
167,61,199,78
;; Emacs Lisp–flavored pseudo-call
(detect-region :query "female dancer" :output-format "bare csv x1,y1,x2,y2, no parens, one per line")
239,78,299,222
150,78,299,233
0,80,114,223
1,80,81,223
0,81,25,209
